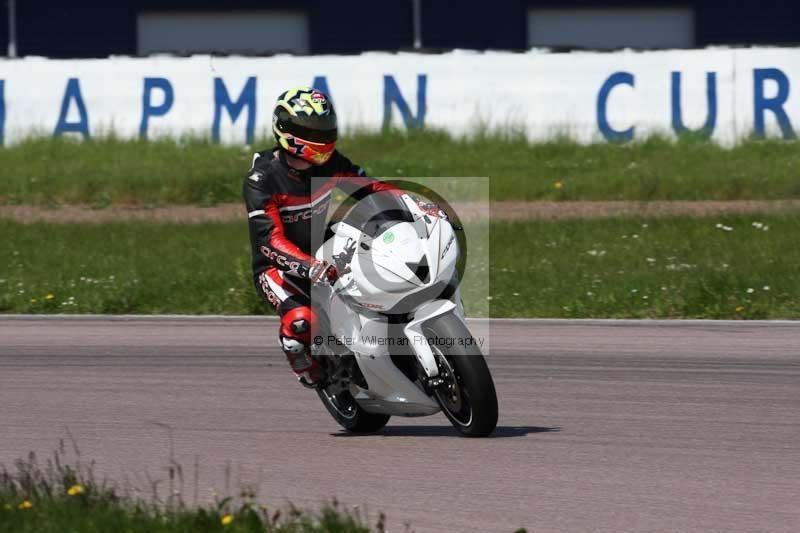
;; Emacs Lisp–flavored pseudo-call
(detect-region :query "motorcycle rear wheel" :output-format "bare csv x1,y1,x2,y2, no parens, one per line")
317,386,391,433
425,313,498,437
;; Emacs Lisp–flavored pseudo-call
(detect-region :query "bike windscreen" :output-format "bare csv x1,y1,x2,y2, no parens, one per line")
339,191,414,238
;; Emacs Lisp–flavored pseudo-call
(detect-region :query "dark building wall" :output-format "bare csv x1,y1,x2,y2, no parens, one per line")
5,0,800,58
307,1,412,54
0,3,7,54
7,0,412,57
694,0,800,46
422,0,527,50
17,1,136,57
423,0,800,50
132,0,412,54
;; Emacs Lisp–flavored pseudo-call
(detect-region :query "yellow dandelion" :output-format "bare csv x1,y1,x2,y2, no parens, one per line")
735,306,745,313
221,514,234,526
45,293,55,300
18,500,33,510
67,484,85,496
30,298,37,304
554,181,564,190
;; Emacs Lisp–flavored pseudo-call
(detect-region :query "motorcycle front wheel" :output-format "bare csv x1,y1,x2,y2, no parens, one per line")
317,386,390,433
424,313,498,437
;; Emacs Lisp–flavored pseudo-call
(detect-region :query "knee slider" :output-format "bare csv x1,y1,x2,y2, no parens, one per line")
279,306,318,344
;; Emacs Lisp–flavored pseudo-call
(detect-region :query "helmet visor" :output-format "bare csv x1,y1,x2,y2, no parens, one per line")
286,123,337,144
277,112,338,144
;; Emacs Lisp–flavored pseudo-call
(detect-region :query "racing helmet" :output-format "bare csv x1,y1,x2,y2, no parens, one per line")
273,87,337,165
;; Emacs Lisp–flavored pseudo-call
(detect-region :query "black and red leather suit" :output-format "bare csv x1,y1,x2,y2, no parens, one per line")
243,148,399,380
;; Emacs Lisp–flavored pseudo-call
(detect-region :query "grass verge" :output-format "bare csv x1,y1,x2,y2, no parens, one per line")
1,132,799,205
0,449,376,533
488,216,799,318
1,216,797,318
0,447,533,533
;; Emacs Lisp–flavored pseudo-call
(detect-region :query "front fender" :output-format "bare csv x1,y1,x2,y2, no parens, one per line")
403,299,458,378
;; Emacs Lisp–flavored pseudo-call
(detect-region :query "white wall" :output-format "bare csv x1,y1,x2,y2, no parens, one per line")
0,47,798,146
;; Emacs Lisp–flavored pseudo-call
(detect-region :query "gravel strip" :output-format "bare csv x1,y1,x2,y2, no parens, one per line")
2,200,800,224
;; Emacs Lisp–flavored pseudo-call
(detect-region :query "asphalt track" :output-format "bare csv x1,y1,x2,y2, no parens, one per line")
1,316,798,532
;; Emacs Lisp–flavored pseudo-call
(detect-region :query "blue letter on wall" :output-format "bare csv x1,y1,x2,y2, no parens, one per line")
597,72,634,142
311,76,331,100
383,74,427,129
140,77,174,139
54,78,90,139
671,72,717,139
212,76,256,144
754,68,795,139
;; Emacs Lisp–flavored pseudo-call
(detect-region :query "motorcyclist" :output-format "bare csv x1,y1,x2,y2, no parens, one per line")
244,87,442,387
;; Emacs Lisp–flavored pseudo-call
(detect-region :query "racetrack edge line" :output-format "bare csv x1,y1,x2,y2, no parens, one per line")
1,314,799,326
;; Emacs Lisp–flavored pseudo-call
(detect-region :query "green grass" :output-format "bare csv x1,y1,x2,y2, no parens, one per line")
1,132,799,205
0,450,376,533
1,216,797,318
0,221,260,315
488,216,800,318
0,448,531,533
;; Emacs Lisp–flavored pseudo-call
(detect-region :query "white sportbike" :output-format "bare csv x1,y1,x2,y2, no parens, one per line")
311,192,497,437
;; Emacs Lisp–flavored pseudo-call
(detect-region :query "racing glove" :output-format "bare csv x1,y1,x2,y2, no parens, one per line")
309,259,339,285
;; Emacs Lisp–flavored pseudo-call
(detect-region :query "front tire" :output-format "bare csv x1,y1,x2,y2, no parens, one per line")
425,313,498,437
317,387,390,433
